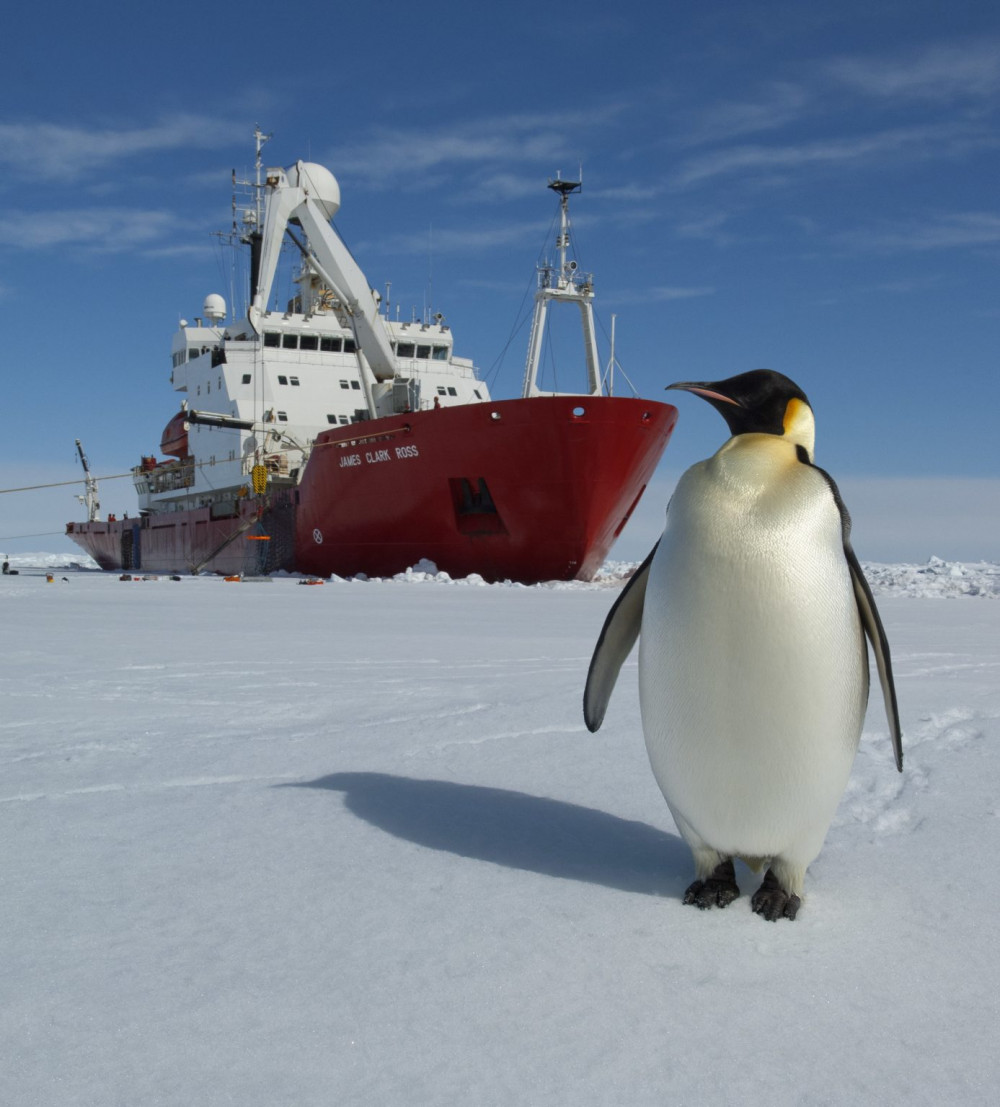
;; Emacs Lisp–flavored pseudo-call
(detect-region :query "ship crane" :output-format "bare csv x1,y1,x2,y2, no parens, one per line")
248,160,397,420
74,439,101,522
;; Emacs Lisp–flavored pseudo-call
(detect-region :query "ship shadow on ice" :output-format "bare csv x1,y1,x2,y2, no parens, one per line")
284,772,689,897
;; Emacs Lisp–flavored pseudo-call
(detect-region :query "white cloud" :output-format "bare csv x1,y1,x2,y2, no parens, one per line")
325,106,627,187
673,210,742,247
614,473,1000,564
828,40,1000,103
360,219,548,258
841,212,1000,253
649,286,716,302
680,82,811,146
671,122,992,188
0,115,242,180
0,208,179,250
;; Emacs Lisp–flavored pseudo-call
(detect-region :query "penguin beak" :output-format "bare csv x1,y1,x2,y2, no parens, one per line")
666,381,743,408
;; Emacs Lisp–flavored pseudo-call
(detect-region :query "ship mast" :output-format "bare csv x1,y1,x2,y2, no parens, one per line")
521,174,602,399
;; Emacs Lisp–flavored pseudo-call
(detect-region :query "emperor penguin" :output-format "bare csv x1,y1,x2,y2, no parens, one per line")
584,370,902,921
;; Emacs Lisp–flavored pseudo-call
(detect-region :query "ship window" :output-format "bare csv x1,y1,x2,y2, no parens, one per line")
207,382,211,393
340,380,349,389
327,414,338,424
264,332,280,348
189,348,200,360
278,375,288,385
290,377,300,386
417,345,431,358
277,411,288,422
351,380,361,390
340,415,349,424
474,389,482,399
321,337,342,352
433,347,448,360
242,374,251,384
197,385,201,396
447,387,457,396
344,338,356,353
437,387,447,396
282,334,298,349
397,342,415,358
299,334,318,351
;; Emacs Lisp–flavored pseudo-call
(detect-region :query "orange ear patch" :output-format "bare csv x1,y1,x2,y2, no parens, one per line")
781,396,816,458
783,397,807,435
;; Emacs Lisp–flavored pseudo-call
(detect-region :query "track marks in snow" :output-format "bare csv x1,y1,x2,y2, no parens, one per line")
420,722,588,754
835,766,925,835
0,772,301,805
906,706,988,752
835,703,994,837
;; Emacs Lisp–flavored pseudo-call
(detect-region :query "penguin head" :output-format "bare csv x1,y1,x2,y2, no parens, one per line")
667,369,815,459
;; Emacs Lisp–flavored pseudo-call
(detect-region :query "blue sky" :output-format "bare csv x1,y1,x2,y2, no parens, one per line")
1,0,997,562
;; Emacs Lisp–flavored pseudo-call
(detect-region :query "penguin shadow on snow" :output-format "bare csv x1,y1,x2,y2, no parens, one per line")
283,772,691,897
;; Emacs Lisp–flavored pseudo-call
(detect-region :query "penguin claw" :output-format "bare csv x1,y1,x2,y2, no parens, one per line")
750,869,801,921
683,858,740,910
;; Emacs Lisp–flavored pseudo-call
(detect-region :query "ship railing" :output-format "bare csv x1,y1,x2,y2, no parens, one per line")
132,458,196,494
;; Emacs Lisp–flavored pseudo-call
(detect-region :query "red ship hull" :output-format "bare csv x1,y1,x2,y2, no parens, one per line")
67,395,677,583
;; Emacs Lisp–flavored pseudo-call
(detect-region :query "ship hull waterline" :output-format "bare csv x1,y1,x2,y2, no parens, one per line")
66,395,678,583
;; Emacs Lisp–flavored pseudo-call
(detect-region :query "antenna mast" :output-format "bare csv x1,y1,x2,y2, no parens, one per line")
521,173,601,398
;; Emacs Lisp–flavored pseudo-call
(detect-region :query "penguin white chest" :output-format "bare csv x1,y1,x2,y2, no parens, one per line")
638,437,868,864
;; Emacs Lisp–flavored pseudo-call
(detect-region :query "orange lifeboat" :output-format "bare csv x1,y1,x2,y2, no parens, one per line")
160,410,190,458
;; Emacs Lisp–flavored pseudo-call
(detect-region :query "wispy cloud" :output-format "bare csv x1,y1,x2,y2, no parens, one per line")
827,40,1000,103
673,211,741,247
0,115,242,180
360,219,549,258
0,208,180,250
680,81,811,146
326,106,627,187
606,285,716,307
650,286,716,301
839,212,1000,253
671,121,994,188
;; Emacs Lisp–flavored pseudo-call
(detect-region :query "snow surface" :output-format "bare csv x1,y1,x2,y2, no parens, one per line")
2,562,999,1104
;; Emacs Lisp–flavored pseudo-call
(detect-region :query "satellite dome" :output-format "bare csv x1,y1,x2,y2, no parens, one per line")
293,162,341,220
203,293,226,322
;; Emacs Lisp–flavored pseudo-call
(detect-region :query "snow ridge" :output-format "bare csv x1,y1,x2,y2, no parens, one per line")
3,551,997,597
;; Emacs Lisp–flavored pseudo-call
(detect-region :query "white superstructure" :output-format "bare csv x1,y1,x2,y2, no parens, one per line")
134,135,606,522
135,133,491,517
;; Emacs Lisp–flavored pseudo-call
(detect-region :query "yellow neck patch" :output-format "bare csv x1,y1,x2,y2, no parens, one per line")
782,397,816,459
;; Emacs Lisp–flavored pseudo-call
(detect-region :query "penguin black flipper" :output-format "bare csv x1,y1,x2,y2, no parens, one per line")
583,542,658,732
797,446,903,771
844,544,903,771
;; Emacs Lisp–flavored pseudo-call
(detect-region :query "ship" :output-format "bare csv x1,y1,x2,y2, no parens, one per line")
66,132,678,583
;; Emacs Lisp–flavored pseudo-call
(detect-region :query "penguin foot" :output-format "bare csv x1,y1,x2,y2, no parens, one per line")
751,869,801,921
683,858,740,910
